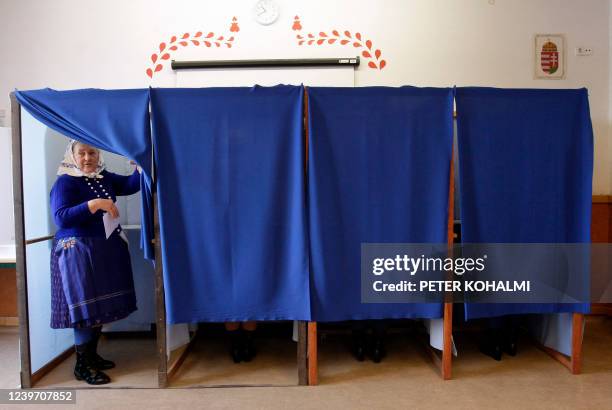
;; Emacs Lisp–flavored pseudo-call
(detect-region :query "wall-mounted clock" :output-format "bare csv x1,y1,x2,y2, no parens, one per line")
253,0,280,26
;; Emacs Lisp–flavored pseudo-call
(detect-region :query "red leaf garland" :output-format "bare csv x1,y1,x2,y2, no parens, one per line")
146,18,240,79
289,16,386,71
295,31,386,70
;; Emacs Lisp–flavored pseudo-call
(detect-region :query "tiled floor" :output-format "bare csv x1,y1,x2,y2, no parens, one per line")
1,316,611,409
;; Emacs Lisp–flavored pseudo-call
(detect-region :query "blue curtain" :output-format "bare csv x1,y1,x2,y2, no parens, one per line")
455,87,593,320
307,87,454,321
150,86,310,323
15,88,154,258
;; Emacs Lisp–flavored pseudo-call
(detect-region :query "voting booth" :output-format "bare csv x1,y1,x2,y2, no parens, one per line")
10,76,593,388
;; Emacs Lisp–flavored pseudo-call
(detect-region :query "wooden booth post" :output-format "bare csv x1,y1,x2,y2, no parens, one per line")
307,322,318,385
423,143,454,380
301,87,318,386
442,149,455,380
10,93,73,387
297,321,308,385
570,313,584,374
10,92,32,388
152,191,169,387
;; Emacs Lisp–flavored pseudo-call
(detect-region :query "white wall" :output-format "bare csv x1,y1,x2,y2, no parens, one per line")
0,127,13,245
0,0,609,194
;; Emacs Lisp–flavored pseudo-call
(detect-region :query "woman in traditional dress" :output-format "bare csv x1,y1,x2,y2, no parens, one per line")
49,140,140,385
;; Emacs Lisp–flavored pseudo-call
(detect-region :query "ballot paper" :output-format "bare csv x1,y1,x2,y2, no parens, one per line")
103,212,120,239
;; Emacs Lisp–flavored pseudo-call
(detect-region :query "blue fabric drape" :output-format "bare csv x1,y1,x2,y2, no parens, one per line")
15,88,154,259
150,86,310,323
307,87,454,321
455,87,593,320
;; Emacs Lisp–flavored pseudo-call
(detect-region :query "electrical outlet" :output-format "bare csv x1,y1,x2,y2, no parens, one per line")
575,47,593,56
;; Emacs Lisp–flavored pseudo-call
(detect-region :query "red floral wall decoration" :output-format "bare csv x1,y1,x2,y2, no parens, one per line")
292,16,387,70
145,17,240,78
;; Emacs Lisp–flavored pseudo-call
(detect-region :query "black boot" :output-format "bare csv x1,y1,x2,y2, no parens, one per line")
241,330,256,362
370,336,386,363
479,329,502,361
351,329,366,362
228,329,242,363
88,332,115,370
502,326,518,357
74,344,111,385
370,324,387,363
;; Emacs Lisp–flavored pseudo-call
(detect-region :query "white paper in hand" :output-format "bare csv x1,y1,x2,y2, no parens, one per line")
103,212,120,239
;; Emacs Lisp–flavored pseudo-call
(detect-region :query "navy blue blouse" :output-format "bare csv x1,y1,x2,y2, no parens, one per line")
50,170,140,239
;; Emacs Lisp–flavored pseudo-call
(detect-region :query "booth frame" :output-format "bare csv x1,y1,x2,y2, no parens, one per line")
302,89,455,384
9,92,312,388
10,85,587,388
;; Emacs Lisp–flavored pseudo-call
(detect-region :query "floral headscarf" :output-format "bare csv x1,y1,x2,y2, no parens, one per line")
57,139,106,179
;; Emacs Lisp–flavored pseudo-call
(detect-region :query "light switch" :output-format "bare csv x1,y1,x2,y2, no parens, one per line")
575,47,593,56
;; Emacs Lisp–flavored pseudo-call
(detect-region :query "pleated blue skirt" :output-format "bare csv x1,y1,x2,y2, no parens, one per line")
50,233,137,329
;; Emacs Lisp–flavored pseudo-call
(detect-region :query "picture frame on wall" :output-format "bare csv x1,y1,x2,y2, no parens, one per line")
535,34,565,79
